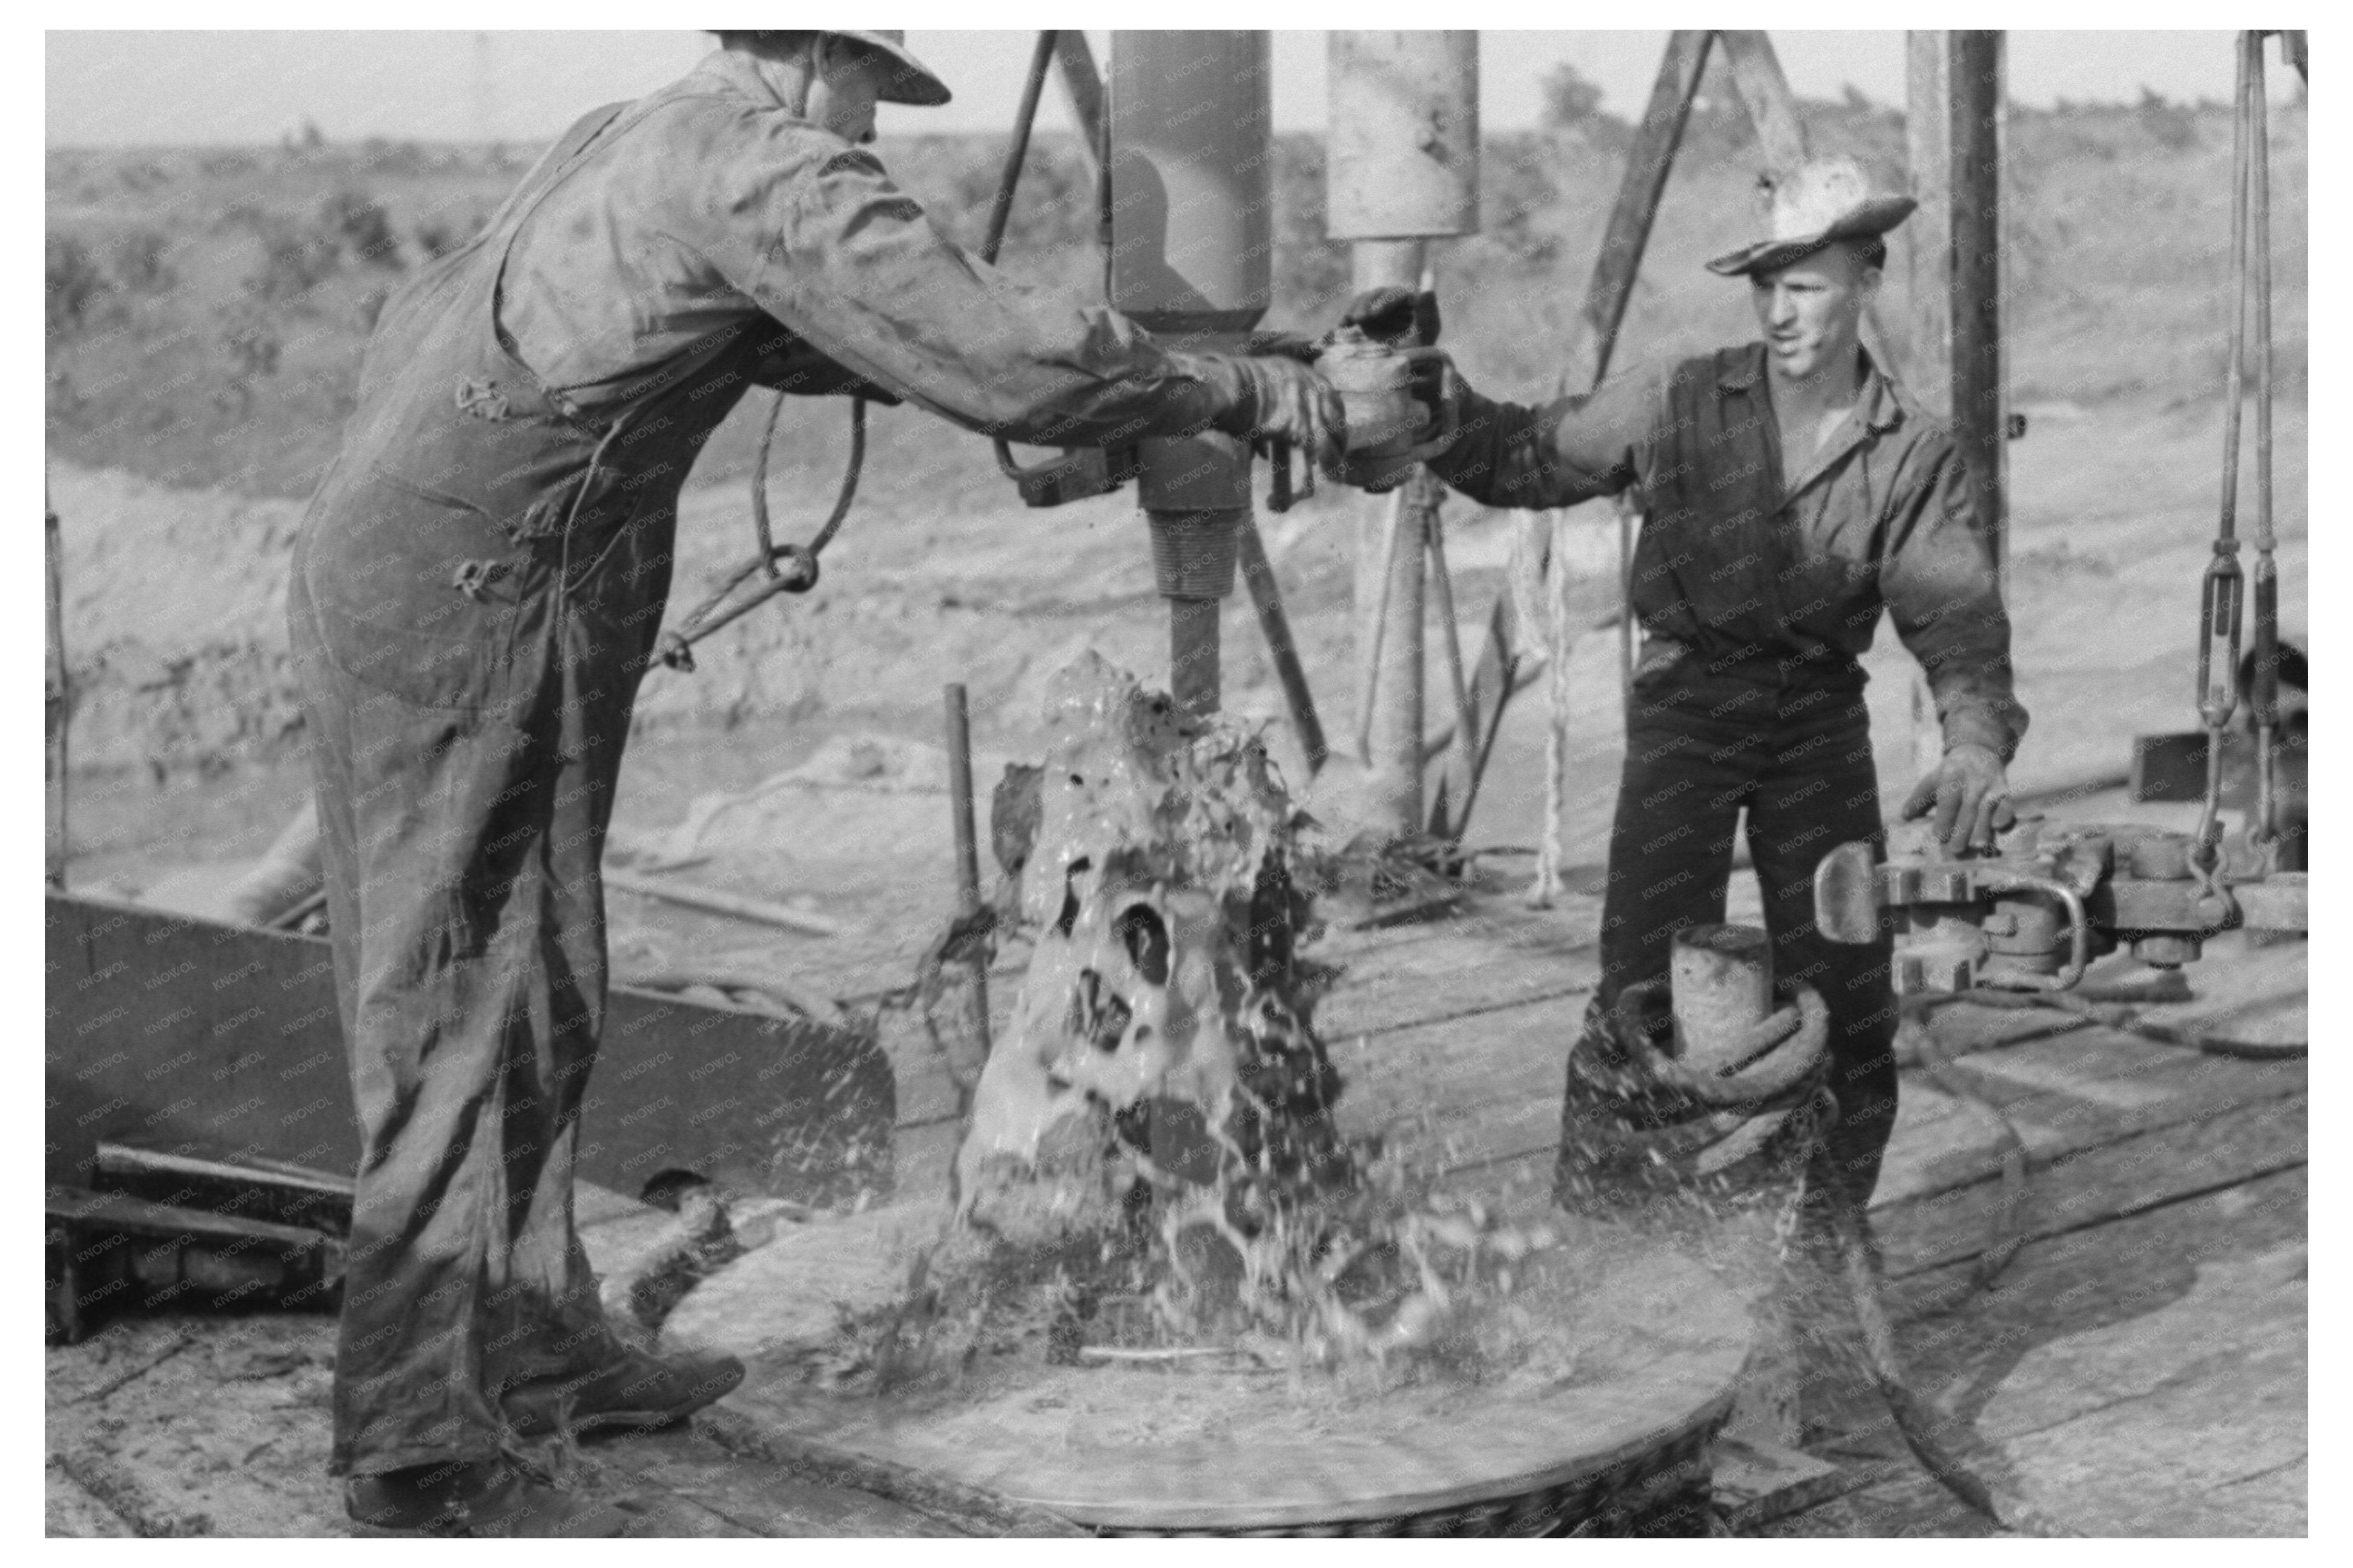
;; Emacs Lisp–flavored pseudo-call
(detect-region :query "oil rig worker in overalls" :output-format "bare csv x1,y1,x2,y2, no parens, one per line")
1414,157,2028,1234
289,29,1340,1537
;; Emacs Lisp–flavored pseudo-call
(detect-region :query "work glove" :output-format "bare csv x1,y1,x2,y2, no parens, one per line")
1900,741,2015,858
1180,352,1347,476
1238,329,1324,365
1336,285,1441,348
1325,286,1462,456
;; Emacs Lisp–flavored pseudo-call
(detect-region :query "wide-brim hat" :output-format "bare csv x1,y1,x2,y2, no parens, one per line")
1705,156,1915,277
713,28,952,106
828,29,952,107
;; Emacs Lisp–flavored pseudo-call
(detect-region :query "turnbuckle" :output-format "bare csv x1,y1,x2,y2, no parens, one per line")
2193,542,2245,732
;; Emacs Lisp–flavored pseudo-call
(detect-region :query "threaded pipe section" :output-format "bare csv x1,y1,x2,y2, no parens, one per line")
1147,508,1245,602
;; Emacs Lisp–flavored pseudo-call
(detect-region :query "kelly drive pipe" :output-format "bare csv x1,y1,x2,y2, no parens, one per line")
1108,30,1273,718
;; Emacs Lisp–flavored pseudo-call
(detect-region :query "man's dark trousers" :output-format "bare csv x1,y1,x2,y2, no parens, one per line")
1574,658,1900,1210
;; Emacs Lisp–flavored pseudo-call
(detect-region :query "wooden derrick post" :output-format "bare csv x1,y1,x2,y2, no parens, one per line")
1908,31,2009,775
1950,31,2010,591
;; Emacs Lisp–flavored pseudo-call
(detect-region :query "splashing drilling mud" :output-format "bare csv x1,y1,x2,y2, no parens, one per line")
812,656,1571,1389
685,659,1757,1535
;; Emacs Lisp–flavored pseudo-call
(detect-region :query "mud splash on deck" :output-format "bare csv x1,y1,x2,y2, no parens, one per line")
820,656,1565,1392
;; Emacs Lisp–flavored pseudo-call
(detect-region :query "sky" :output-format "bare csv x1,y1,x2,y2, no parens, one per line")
43,30,2292,149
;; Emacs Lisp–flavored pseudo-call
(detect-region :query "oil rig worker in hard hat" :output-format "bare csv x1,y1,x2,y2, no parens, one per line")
1376,156,2028,1249
290,28,1341,1538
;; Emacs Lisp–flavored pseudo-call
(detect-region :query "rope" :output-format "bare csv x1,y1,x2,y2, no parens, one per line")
1947,984,2308,1061
1528,511,1574,908
656,394,865,674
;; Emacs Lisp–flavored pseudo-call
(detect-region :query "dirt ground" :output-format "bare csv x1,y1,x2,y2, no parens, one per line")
54,381,2308,970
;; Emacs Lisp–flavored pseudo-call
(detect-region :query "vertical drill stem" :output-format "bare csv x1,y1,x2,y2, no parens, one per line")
1169,598,1224,718
1352,239,1430,835
1424,517,1477,835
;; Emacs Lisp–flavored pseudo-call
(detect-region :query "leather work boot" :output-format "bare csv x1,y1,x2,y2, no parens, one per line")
504,1345,747,1440
344,1458,630,1538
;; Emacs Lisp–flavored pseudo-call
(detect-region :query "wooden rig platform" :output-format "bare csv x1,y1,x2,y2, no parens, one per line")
868,868,2308,1537
47,874,2305,1537
1324,891,2304,1537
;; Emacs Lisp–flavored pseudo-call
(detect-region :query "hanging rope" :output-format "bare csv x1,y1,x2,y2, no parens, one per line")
656,394,865,674
1526,510,1577,909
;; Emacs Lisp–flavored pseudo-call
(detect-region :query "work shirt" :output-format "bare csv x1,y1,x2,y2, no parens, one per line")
1429,344,2028,760
487,47,1227,443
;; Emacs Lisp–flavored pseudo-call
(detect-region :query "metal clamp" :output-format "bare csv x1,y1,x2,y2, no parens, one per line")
1968,867,2091,992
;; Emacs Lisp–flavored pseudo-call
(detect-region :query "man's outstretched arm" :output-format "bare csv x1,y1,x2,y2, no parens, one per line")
1423,363,1664,510
697,128,1334,463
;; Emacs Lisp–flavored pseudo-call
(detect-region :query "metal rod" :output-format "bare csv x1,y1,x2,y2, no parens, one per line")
2214,33,2251,558
1369,472,1431,834
2248,32,2280,848
982,31,1058,267
2194,33,2259,869
46,486,68,889
1347,240,1430,833
944,684,984,920
1424,515,1477,837
1354,485,1405,766
1236,515,1328,775
943,682,993,1056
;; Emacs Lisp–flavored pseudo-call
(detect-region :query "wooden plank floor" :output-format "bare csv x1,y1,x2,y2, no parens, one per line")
52,886,2297,1537
876,881,2306,1538
46,1183,972,1539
